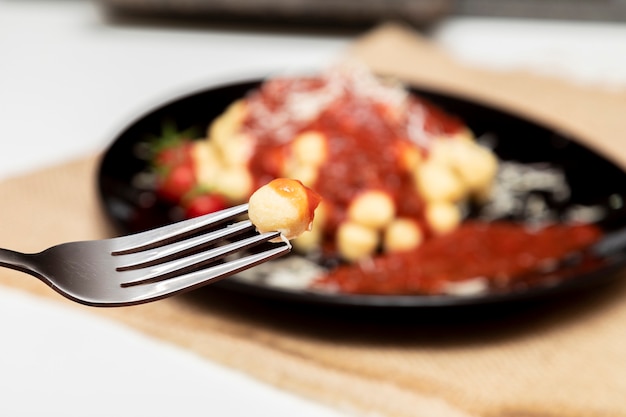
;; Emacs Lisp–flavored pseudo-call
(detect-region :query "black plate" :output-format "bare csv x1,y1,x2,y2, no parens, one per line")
97,77,626,310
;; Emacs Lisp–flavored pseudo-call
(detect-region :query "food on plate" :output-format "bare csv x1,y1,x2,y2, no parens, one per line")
383,218,424,253
248,178,322,240
148,62,604,296
336,221,380,262
316,221,602,295
347,190,396,230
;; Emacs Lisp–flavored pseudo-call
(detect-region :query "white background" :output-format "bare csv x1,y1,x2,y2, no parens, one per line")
2,1,626,415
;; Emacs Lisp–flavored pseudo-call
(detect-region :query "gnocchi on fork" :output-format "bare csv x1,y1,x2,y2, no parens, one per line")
0,180,321,307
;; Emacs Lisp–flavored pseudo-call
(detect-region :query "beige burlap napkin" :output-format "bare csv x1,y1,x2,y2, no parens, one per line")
2,23,626,417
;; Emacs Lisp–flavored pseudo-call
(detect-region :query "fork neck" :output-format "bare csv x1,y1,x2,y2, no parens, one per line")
0,248,36,276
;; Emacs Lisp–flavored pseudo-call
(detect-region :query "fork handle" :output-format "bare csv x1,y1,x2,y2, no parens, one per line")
0,248,36,276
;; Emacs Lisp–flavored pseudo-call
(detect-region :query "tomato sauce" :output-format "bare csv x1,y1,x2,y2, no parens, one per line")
314,222,603,295
243,74,463,235
239,73,604,296
267,178,322,225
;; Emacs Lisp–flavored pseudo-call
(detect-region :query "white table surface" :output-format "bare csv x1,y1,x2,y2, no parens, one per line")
2,1,626,415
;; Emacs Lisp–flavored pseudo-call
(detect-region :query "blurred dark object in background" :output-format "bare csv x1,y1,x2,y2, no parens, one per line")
454,0,626,21
98,0,626,28
97,0,451,28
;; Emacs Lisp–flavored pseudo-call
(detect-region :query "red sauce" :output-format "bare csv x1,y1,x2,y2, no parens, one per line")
243,74,463,237
266,178,322,225
314,222,603,295
238,72,604,296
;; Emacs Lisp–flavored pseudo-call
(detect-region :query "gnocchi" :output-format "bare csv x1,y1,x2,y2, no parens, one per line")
425,201,462,235
336,221,379,262
153,63,500,267
347,190,396,230
383,218,423,253
248,178,322,241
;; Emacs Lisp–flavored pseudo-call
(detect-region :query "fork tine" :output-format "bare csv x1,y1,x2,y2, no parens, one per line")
115,220,255,271
120,230,283,287
122,243,291,305
112,204,249,255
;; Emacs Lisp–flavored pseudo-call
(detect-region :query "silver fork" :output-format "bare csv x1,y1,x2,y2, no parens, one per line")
0,204,290,307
